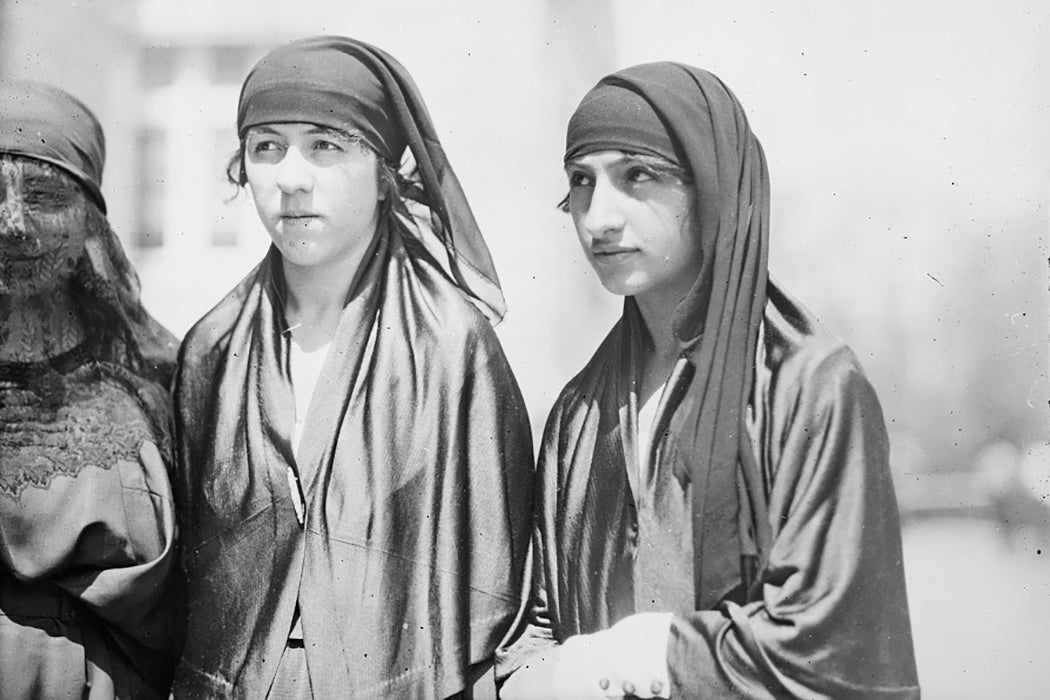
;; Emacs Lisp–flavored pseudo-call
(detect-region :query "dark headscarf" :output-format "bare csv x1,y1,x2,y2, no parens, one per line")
0,78,106,212
565,62,772,606
236,35,506,322
0,79,178,384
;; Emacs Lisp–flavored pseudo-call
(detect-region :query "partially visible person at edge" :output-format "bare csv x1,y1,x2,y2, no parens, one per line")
0,79,180,698
172,36,533,698
497,62,920,699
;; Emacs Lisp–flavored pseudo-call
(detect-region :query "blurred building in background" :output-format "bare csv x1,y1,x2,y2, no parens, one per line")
0,0,628,438
2,2,1049,696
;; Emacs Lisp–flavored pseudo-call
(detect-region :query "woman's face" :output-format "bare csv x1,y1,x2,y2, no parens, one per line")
244,122,384,271
565,150,700,306
0,155,89,297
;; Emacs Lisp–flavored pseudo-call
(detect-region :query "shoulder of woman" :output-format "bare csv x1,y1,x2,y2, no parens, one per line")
776,333,866,389
760,288,881,414
543,319,625,427
177,272,259,370
766,336,882,434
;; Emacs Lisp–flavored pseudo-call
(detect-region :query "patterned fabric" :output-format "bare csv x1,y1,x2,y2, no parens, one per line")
0,79,180,700
0,354,179,699
0,363,152,500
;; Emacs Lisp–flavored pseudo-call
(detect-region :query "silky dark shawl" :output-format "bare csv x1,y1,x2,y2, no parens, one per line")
498,62,918,697
503,286,919,697
565,63,773,603
172,219,533,697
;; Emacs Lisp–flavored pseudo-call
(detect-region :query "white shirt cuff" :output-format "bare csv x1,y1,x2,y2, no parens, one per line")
607,612,673,698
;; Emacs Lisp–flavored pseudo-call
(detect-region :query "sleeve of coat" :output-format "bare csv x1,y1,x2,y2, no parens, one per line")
493,394,563,684
667,345,921,699
463,325,537,670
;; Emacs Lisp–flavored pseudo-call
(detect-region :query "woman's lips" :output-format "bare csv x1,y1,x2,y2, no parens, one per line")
592,247,636,260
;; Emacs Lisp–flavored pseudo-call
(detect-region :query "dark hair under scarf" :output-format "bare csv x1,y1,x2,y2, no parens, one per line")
236,35,506,322
565,62,772,606
0,78,177,384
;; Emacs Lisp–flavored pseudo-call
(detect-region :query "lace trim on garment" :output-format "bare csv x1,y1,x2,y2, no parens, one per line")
0,357,154,500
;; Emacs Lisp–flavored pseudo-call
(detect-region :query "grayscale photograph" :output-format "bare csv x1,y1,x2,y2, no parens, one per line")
0,1,1047,698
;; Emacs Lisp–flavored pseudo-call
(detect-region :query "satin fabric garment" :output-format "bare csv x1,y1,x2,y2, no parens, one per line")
172,221,533,698
498,284,919,698
0,354,179,698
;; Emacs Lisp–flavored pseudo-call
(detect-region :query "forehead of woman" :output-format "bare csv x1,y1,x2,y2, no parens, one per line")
566,62,762,236
238,37,405,162
0,79,106,212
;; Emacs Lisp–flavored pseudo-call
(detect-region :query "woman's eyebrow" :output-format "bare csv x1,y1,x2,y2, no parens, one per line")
563,159,595,172
305,126,352,140
620,153,653,166
565,154,634,171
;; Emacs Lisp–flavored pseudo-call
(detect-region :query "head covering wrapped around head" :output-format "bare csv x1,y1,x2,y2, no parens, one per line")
0,79,107,213
565,62,772,607
237,35,506,322
0,79,177,384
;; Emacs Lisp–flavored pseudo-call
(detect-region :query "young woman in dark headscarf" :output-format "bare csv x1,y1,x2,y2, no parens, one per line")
172,36,533,698
0,80,180,698
498,63,920,699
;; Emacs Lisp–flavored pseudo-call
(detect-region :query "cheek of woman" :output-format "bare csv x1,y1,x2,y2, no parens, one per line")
0,161,89,296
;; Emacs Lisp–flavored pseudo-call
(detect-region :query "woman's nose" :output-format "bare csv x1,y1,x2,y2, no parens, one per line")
579,178,624,240
274,147,313,194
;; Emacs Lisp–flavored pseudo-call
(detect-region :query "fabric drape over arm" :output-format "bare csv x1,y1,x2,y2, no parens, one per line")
666,306,919,698
499,292,919,699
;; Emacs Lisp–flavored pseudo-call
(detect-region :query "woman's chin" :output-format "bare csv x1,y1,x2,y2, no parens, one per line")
274,241,327,269
595,273,642,298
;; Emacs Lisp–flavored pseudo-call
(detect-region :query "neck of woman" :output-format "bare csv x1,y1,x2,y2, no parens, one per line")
0,285,87,363
280,233,377,352
633,292,683,403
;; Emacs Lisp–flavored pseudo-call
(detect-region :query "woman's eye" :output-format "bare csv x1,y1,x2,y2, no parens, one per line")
19,180,76,209
250,140,281,155
567,172,592,188
626,166,656,183
312,139,344,152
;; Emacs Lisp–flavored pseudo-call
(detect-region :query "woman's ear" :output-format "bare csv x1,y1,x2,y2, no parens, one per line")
376,166,391,202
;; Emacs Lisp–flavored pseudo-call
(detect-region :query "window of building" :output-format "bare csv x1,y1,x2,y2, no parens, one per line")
134,126,167,248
